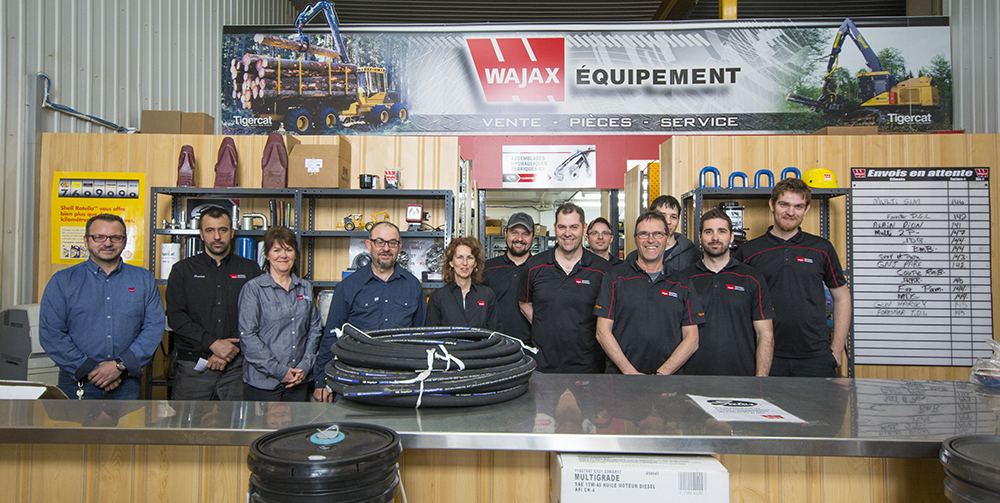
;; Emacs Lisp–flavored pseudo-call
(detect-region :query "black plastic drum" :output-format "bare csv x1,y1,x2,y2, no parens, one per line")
248,422,402,503
940,435,1000,502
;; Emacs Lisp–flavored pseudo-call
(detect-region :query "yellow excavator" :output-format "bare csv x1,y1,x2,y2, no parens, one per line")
786,18,938,117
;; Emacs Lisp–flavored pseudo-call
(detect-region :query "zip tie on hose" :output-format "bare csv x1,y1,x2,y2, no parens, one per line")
498,332,538,354
326,325,535,407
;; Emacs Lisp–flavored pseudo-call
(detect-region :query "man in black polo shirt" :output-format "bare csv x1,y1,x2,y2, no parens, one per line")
682,208,774,377
595,211,703,374
482,212,535,344
519,203,610,372
166,206,262,400
586,217,620,265
735,178,851,377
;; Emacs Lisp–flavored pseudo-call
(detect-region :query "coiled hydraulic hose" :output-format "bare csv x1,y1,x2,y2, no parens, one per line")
326,324,536,407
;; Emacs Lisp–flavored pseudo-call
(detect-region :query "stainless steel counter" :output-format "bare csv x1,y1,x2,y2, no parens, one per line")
1,375,996,458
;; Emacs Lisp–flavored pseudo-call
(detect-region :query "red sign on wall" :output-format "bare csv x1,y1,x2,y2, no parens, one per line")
466,37,565,102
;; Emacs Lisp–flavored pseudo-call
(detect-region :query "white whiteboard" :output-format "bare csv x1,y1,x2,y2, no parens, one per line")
850,168,992,366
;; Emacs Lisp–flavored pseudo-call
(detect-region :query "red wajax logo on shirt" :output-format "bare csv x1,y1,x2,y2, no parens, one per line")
796,257,814,264
128,287,135,292
660,290,678,298
575,278,591,285
230,274,246,279
726,284,745,292
478,301,485,306
297,295,305,300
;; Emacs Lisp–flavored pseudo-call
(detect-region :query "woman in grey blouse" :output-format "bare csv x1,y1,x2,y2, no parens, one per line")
238,226,321,401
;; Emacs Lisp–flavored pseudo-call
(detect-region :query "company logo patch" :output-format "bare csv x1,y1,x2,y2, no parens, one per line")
297,295,305,300
660,289,678,298
466,37,565,102
575,278,591,285
478,301,485,306
796,257,814,264
975,168,989,178
230,274,247,279
726,284,745,292
193,274,206,279
852,168,867,178
128,287,135,293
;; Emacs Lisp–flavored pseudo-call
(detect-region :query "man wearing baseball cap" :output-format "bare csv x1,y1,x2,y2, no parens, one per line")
482,212,535,344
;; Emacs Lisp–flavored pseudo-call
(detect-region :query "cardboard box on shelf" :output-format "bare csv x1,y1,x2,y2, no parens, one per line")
141,111,215,134
286,135,352,189
485,225,503,235
535,224,547,236
811,126,879,136
486,218,503,227
550,453,729,503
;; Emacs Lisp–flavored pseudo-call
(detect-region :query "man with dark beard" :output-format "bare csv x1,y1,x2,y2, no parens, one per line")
681,208,774,377
735,178,850,377
482,212,535,344
166,206,261,400
314,221,425,401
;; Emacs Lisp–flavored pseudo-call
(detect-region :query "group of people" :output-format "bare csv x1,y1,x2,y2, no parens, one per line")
37,177,850,402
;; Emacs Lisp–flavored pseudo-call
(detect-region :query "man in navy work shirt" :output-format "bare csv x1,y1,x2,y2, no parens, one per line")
482,212,535,344
595,211,704,375
519,203,610,372
39,213,166,399
166,206,261,400
314,221,425,401
624,195,699,274
735,178,851,377
681,208,774,377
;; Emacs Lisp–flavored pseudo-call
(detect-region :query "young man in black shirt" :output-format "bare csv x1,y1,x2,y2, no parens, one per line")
735,178,851,377
519,203,610,372
166,206,261,400
482,212,535,344
682,208,774,377
595,211,704,375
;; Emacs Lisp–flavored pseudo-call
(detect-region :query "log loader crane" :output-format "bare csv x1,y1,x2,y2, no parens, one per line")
786,18,938,120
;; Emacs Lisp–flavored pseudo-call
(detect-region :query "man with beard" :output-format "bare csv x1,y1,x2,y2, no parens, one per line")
166,206,262,400
519,203,610,372
735,178,850,377
40,213,166,400
595,211,704,375
681,208,774,377
314,221,425,401
623,195,699,274
482,212,535,343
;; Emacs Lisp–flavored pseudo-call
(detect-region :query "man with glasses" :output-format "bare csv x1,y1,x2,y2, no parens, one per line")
313,221,425,401
586,217,620,265
595,211,704,375
482,212,535,344
519,203,610,372
165,206,261,400
40,213,166,399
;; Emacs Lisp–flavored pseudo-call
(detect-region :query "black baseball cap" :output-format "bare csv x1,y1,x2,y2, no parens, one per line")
506,212,535,232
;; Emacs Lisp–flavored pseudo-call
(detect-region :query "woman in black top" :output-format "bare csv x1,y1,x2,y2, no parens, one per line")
425,237,502,331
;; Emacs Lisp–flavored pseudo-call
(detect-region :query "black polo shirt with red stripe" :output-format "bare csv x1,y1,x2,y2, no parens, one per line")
681,257,774,376
518,248,610,373
593,257,705,375
483,253,532,344
735,227,847,359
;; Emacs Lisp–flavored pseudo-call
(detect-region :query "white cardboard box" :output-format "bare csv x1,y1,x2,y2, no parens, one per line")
550,453,729,503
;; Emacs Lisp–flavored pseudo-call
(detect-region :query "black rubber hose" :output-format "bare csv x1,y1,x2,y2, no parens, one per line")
325,325,536,407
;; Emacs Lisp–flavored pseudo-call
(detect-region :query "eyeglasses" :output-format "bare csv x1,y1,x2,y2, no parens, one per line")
635,231,667,240
371,238,401,248
588,231,612,238
88,234,126,243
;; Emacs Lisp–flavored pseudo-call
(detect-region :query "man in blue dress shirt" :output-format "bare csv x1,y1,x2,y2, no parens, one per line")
313,221,425,401
39,213,166,400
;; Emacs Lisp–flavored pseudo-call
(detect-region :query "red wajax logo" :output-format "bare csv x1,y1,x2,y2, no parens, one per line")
852,169,867,178
975,168,989,178
466,37,565,102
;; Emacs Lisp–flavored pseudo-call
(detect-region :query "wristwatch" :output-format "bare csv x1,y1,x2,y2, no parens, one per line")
115,358,127,373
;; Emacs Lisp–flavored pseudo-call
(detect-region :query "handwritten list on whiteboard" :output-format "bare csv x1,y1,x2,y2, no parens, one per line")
851,167,992,366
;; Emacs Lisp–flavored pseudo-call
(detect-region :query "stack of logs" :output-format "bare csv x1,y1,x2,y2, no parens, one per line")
229,35,358,110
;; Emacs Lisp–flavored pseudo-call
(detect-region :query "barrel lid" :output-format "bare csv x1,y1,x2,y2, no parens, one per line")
941,436,1000,488
249,422,401,480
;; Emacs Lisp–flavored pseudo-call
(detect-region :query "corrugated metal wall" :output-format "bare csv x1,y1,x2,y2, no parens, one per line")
949,0,1000,133
0,0,295,308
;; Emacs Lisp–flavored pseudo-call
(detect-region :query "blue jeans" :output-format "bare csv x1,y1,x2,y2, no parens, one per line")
58,369,142,400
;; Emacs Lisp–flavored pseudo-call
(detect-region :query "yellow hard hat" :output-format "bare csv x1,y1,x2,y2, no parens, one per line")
803,168,838,188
